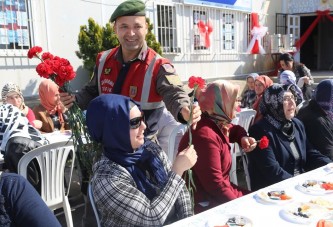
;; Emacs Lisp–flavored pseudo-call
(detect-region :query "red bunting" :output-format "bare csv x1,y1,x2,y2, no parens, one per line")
295,10,333,50
197,20,213,48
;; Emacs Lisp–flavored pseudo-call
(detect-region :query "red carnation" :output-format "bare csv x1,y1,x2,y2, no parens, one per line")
41,52,54,61
36,62,53,78
258,136,269,149
27,46,42,59
188,76,205,89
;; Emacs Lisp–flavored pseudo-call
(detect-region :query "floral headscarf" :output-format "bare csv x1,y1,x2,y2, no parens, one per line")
260,83,298,130
279,70,303,99
1,82,28,115
196,80,239,126
313,79,333,121
38,79,64,124
86,94,168,200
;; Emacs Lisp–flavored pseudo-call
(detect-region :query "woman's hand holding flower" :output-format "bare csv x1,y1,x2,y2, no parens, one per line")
172,145,197,176
241,136,257,152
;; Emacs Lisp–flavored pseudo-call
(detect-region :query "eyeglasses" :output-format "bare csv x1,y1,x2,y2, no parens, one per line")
129,113,145,129
283,95,297,102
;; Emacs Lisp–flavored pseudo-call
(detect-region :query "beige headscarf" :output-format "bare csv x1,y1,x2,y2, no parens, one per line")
1,82,28,115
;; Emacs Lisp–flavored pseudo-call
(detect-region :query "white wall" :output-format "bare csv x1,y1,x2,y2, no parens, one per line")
0,0,282,98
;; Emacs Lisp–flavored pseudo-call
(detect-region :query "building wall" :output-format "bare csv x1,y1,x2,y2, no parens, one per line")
0,0,282,98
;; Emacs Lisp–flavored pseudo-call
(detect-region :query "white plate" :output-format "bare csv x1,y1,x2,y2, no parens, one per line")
255,188,293,205
205,214,253,227
280,202,332,225
324,163,333,174
296,180,333,195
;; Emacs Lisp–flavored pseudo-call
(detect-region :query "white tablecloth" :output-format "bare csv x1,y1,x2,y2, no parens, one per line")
43,130,72,144
166,164,333,227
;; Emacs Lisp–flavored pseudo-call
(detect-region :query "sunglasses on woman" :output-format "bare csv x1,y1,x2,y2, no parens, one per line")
129,112,145,129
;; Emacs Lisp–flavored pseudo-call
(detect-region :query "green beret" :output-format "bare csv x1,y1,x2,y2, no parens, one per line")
110,0,146,22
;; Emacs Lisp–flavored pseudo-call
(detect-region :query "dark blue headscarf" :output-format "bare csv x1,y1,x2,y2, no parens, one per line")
86,94,168,200
313,79,333,121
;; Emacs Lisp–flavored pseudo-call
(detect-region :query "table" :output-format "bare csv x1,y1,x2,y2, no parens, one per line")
166,164,333,227
43,130,72,144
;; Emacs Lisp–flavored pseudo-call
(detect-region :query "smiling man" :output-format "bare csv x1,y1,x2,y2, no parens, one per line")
60,0,201,140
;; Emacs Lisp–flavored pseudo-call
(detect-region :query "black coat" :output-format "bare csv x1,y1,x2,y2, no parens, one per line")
297,100,333,160
248,117,331,191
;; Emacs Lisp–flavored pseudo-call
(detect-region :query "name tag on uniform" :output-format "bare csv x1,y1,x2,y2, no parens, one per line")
165,75,183,86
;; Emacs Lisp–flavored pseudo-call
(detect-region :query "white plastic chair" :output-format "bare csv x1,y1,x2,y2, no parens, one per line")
88,182,101,227
229,109,256,190
167,124,187,162
18,141,75,227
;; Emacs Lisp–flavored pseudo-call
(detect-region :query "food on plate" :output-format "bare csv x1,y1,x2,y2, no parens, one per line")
316,219,333,227
310,198,333,210
259,190,292,201
288,203,329,220
302,180,333,191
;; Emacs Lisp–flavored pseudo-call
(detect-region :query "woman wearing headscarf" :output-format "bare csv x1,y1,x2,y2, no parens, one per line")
1,82,42,129
248,84,332,191
252,75,273,123
240,73,259,108
0,104,47,191
297,79,333,160
178,80,257,214
278,53,314,100
86,94,197,226
279,70,303,106
33,79,69,133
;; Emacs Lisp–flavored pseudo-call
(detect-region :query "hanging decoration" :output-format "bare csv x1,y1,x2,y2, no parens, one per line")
197,20,213,48
295,10,333,50
247,12,268,54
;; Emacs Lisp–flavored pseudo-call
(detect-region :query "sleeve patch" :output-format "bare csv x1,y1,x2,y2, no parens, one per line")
165,75,183,86
161,64,175,73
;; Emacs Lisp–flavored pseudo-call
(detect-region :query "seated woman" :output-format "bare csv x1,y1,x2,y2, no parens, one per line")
178,80,257,214
86,94,197,226
248,84,332,191
33,79,70,133
0,172,61,227
297,79,333,160
278,53,314,100
240,73,259,108
252,75,273,123
279,70,303,106
1,82,42,129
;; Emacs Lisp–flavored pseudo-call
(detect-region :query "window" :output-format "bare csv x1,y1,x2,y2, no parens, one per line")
0,0,32,51
222,13,235,50
157,5,180,54
193,10,207,50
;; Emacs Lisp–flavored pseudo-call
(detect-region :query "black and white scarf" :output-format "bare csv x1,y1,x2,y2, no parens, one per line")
0,104,47,152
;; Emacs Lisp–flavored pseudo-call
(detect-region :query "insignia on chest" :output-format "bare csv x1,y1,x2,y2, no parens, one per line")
129,86,137,98
104,68,112,75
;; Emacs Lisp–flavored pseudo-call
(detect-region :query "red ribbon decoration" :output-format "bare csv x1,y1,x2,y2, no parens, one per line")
295,10,333,50
197,20,213,48
251,13,260,54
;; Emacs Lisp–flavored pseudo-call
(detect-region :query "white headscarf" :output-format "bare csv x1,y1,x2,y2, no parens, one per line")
0,104,47,152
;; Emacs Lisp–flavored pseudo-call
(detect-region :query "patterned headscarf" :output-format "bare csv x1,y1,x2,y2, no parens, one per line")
1,82,28,115
259,83,298,130
313,79,333,121
0,104,46,152
196,80,239,132
279,70,303,99
38,79,64,124
86,94,168,200
246,73,259,83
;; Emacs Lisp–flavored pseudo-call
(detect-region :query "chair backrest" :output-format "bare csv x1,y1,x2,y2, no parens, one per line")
88,182,101,227
237,109,257,132
18,140,75,209
167,124,187,162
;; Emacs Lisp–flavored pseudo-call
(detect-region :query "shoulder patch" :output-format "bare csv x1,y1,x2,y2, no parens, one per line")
161,64,175,73
165,75,183,86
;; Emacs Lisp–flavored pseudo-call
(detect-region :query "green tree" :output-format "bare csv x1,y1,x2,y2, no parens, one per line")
76,17,162,74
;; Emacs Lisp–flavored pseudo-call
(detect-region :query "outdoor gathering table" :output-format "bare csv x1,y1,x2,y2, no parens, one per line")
166,163,333,227
43,130,72,144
